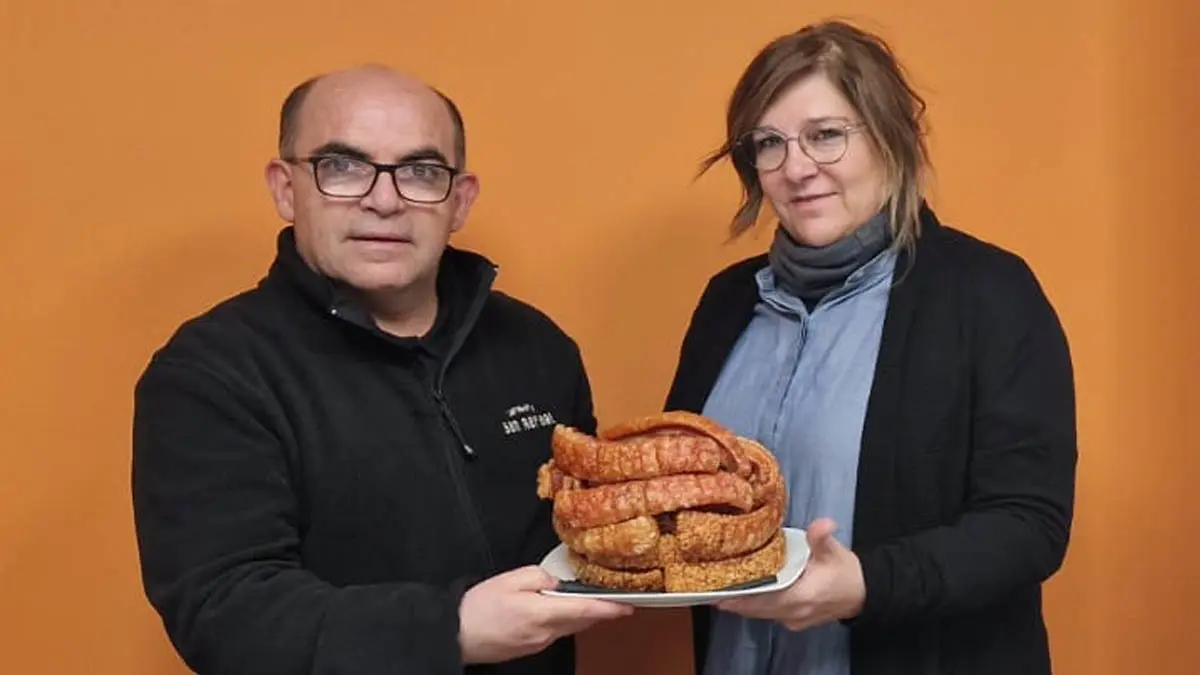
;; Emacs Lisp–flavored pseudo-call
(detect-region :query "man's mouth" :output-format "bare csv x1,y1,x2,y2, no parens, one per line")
349,233,412,244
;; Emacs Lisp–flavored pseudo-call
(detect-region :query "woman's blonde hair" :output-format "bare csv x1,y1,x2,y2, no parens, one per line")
700,19,932,252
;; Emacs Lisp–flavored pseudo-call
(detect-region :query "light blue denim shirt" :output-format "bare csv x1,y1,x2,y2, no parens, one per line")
700,246,897,675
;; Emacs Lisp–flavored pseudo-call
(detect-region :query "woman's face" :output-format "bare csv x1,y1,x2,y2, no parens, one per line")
751,73,888,246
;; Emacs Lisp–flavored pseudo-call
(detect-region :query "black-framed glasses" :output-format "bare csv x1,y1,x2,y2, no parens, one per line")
735,120,866,172
284,155,461,203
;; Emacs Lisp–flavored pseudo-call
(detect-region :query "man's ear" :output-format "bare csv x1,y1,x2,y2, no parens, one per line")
265,158,296,222
448,172,480,234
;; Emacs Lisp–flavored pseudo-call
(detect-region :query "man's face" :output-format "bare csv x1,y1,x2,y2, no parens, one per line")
267,71,478,297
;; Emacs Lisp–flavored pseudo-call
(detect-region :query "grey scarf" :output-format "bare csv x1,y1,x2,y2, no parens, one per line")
767,211,892,307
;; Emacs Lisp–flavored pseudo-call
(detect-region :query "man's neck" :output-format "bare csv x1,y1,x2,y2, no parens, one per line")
358,276,440,339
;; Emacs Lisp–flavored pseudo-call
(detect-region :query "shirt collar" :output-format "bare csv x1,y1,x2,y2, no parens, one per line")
756,245,898,315
263,226,498,349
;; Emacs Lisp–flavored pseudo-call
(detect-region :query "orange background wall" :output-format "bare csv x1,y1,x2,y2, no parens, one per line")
2,1,1196,673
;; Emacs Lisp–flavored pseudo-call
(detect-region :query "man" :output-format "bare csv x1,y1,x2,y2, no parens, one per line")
130,65,630,675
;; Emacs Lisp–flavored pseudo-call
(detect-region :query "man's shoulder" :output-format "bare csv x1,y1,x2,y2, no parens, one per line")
442,245,579,348
478,289,580,350
138,283,279,387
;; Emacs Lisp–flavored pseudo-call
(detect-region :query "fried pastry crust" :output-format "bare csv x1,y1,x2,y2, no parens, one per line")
568,531,787,593
597,410,752,478
584,533,683,570
552,472,755,529
579,486,785,567
551,424,723,483
567,550,665,591
739,437,786,507
675,485,785,562
553,514,660,558
541,413,791,594
663,531,786,592
536,460,582,500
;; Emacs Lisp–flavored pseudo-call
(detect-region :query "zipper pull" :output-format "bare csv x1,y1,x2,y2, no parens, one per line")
434,390,476,458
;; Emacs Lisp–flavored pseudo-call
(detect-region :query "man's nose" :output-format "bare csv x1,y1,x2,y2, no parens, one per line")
360,171,406,213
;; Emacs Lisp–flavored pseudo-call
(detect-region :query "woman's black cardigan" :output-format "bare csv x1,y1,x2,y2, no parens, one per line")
663,205,1077,675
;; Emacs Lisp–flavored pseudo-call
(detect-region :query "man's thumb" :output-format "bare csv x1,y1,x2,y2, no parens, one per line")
807,518,840,558
505,565,559,591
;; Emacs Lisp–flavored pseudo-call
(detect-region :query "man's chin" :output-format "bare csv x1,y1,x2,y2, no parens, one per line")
346,275,420,296
331,260,415,291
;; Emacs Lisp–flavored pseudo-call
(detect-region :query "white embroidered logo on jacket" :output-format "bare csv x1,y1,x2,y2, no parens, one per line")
501,403,557,436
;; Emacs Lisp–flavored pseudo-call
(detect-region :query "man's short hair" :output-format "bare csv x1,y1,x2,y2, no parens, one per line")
433,87,467,169
277,76,319,159
276,73,468,168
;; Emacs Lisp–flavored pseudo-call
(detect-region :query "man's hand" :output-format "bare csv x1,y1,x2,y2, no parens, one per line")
716,518,865,632
458,565,634,665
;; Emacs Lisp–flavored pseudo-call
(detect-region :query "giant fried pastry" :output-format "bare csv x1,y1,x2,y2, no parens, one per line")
537,411,788,593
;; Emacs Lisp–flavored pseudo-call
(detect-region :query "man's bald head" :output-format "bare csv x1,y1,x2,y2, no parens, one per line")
263,64,481,309
277,66,466,167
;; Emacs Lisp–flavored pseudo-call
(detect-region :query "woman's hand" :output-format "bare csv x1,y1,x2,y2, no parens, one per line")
716,518,866,632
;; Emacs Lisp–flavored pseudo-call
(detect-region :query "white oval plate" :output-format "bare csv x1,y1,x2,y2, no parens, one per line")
538,527,809,608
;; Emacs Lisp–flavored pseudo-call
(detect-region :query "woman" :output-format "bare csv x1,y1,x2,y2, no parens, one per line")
663,19,1077,675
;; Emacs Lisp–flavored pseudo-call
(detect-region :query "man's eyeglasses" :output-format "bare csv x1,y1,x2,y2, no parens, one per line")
735,120,866,172
284,155,461,203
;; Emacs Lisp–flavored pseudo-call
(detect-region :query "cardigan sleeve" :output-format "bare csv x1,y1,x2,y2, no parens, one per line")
852,251,1078,626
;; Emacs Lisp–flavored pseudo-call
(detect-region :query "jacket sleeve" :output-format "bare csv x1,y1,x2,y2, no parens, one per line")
852,252,1078,626
567,340,599,436
131,357,473,675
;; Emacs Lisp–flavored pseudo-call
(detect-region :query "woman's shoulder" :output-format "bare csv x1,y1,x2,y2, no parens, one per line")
704,252,769,290
921,214,1048,296
920,217,1063,334
685,252,769,314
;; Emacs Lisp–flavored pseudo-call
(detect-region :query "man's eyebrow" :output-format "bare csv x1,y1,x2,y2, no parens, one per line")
399,147,451,165
303,142,452,166
307,141,371,161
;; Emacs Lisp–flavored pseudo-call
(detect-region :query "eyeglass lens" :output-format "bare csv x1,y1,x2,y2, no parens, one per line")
744,122,854,170
314,156,454,202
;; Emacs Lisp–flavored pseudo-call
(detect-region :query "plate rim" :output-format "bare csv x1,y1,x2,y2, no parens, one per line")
538,526,809,607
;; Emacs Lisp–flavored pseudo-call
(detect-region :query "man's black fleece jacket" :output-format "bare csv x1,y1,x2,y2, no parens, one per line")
131,228,596,675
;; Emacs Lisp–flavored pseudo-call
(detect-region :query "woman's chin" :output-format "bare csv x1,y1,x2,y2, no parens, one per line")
780,215,855,248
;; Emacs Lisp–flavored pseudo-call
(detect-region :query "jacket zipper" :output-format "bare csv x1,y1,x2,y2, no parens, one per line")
328,262,500,573
432,387,494,571
434,389,474,457
429,266,499,572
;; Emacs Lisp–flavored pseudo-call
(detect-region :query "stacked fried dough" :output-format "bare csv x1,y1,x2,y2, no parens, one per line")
536,411,787,593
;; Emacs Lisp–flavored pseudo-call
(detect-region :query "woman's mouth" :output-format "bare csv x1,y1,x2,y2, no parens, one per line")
791,192,835,204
